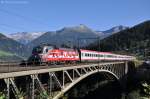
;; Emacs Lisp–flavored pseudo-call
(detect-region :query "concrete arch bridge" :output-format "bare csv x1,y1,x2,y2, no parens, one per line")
0,61,135,99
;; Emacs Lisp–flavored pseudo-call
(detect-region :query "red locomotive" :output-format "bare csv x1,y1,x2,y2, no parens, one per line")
28,44,135,65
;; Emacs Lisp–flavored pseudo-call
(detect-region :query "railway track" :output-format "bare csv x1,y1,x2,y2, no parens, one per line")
0,61,21,66
0,61,102,73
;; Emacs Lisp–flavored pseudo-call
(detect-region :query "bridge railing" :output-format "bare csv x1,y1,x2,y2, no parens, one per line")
0,61,126,74
0,61,42,73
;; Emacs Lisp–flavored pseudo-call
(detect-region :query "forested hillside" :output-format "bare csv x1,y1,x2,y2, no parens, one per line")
88,20,150,59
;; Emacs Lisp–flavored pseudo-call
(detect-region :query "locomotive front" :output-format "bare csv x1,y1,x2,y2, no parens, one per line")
28,45,54,64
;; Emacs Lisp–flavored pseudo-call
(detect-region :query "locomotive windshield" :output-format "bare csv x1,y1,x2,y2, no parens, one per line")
32,45,54,54
43,46,54,53
32,46,43,54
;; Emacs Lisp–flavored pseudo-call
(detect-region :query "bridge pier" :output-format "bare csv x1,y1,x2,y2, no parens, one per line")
4,78,21,99
30,74,49,99
125,61,128,74
5,78,10,99
30,75,35,99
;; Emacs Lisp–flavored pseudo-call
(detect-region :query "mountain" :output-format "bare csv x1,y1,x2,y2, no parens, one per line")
96,25,128,39
96,25,129,39
5,25,128,45
7,32,46,44
0,33,29,61
28,24,100,49
103,25,128,34
88,20,150,59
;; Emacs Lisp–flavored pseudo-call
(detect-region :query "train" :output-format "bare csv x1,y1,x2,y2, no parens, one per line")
28,44,135,65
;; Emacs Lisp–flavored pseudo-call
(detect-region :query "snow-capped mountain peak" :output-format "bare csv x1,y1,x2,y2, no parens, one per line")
7,32,46,44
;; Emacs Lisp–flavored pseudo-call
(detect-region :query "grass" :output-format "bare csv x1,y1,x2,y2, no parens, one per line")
134,59,144,68
0,50,14,57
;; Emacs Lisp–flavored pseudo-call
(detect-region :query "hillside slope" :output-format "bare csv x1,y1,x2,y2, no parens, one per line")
0,33,28,61
89,20,150,59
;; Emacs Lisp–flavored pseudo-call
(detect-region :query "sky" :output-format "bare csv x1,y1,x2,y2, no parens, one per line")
0,0,150,34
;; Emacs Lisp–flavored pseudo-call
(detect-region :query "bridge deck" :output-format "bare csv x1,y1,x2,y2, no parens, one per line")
0,62,124,79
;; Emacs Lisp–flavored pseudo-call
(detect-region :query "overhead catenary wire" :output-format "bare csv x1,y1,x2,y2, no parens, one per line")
0,8,51,27
0,23,27,32
0,8,52,31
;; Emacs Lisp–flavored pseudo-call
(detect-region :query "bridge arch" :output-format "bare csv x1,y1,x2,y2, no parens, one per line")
54,69,119,99
0,62,127,99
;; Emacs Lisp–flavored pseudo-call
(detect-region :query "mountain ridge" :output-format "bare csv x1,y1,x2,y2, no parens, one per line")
87,20,150,59
5,25,127,45
7,32,46,44
27,25,99,50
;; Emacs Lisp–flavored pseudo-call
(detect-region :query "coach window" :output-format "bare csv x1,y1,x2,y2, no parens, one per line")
82,53,84,56
85,53,87,56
